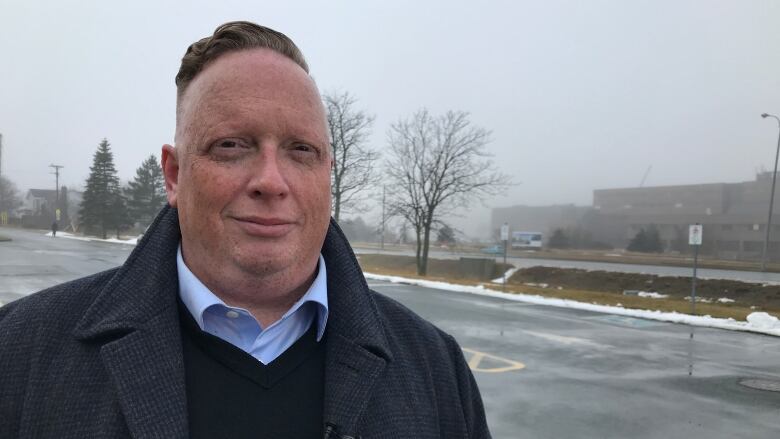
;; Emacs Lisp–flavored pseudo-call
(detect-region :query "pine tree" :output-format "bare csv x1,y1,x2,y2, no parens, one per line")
436,225,456,245
79,139,129,239
548,228,570,249
109,190,134,239
627,226,663,253
126,155,167,228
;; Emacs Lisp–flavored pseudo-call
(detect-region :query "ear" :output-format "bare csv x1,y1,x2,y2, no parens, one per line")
161,144,180,207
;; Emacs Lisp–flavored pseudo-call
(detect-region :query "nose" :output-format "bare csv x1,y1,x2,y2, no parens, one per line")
247,146,290,199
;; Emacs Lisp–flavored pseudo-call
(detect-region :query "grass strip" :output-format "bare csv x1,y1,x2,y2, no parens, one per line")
359,258,771,321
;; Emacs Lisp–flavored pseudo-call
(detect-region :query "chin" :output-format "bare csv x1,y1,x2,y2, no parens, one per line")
232,245,297,274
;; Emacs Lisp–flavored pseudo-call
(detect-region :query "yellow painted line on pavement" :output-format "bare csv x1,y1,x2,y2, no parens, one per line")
462,348,526,373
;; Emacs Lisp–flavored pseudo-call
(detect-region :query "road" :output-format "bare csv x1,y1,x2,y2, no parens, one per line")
0,227,135,304
375,280,780,438
354,247,780,284
3,227,780,438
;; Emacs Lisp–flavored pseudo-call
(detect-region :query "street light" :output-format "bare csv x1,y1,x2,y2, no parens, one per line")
761,113,780,271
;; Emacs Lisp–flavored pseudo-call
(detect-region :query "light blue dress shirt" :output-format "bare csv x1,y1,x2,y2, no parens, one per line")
177,246,329,365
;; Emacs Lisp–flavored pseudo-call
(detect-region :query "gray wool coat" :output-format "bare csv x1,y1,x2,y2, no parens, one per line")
0,206,491,439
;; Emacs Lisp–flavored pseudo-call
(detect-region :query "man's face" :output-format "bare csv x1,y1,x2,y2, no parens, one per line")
162,49,331,287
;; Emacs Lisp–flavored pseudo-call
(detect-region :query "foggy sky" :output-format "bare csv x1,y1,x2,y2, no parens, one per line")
2,0,780,237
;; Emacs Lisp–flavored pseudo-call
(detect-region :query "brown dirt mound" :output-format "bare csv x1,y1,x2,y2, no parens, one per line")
509,266,780,309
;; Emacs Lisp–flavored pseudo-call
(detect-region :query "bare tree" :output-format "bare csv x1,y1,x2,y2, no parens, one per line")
387,109,510,275
0,175,22,216
324,91,380,223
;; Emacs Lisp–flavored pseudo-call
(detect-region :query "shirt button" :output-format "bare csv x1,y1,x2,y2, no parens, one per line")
226,310,240,319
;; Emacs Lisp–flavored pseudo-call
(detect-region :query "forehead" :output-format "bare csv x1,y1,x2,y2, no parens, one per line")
177,49,325,139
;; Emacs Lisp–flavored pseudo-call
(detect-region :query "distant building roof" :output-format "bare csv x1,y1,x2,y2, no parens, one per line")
27,189,57,199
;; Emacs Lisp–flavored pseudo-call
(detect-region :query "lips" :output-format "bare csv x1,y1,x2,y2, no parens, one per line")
231,216,295,237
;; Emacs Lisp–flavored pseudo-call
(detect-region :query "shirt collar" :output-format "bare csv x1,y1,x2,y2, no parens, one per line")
176,245,329,341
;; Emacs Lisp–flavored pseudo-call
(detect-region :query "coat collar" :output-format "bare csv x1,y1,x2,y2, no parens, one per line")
73,205,392,438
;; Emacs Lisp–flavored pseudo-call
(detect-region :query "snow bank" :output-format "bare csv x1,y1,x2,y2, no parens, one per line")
491,267,519,284
746,312,780,330
364,272,780,337
46,231,139,245
637,292,668,299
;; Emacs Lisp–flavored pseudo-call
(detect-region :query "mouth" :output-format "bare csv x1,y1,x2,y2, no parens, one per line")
230,216,295,237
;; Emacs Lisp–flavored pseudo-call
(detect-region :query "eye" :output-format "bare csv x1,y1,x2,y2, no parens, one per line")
216,139,241,149
208,138,251,152
293,143,314,153
206,138,252,160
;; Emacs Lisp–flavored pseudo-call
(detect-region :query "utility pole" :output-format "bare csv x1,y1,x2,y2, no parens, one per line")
380,185,386,250
0,133,4,179
49,164,64,206
761,113,780,271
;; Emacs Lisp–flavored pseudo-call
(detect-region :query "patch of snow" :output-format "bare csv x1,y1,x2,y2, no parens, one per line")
491,267,519,284
637,292,668,299
717,298,735,304
46,231,138,245
746,312,780,329
604,253,622,257
522,282,549,288
363,272,780,337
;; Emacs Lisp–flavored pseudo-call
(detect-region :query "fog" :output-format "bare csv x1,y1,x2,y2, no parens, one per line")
2,0,780,238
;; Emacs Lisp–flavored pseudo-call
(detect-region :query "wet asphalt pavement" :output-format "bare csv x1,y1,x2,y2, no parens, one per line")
373,281,780,438
0,227,135,304
3,227,780,438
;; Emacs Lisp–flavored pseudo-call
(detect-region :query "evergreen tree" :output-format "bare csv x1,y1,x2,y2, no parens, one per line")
79,139,129,239
548,228,570,249
436,225,456,245
126,155,167,228
627,226,663,253
109,190,134,239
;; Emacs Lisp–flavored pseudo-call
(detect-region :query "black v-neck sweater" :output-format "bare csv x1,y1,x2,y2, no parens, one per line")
178,300,326,439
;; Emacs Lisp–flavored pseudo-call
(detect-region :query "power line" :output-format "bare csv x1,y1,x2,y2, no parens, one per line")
49,164,64,204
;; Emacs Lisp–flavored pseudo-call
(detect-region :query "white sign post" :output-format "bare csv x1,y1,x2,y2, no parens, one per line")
500,224,509,241
688,224,703,314
689,224,702,246
687,223,702,376
500,223,509,291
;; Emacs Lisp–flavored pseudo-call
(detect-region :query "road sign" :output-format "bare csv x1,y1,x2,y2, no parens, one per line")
689,224,702,246
500,223,509,241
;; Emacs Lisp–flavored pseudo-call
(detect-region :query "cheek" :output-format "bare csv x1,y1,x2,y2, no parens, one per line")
184,163,236,210
308,171,332,205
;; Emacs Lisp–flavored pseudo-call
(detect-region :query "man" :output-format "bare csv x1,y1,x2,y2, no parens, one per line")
0,22,490,438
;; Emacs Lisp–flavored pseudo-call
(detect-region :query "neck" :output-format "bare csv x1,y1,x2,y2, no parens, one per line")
222,271,317,328
184,254,319,329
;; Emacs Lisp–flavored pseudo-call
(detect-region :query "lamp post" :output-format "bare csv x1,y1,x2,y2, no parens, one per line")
761,113,780,271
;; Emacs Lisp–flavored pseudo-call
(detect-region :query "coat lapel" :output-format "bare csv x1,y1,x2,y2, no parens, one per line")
99,311,188,439
321,220,393,437
323,333,387,436
73,206,188,438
